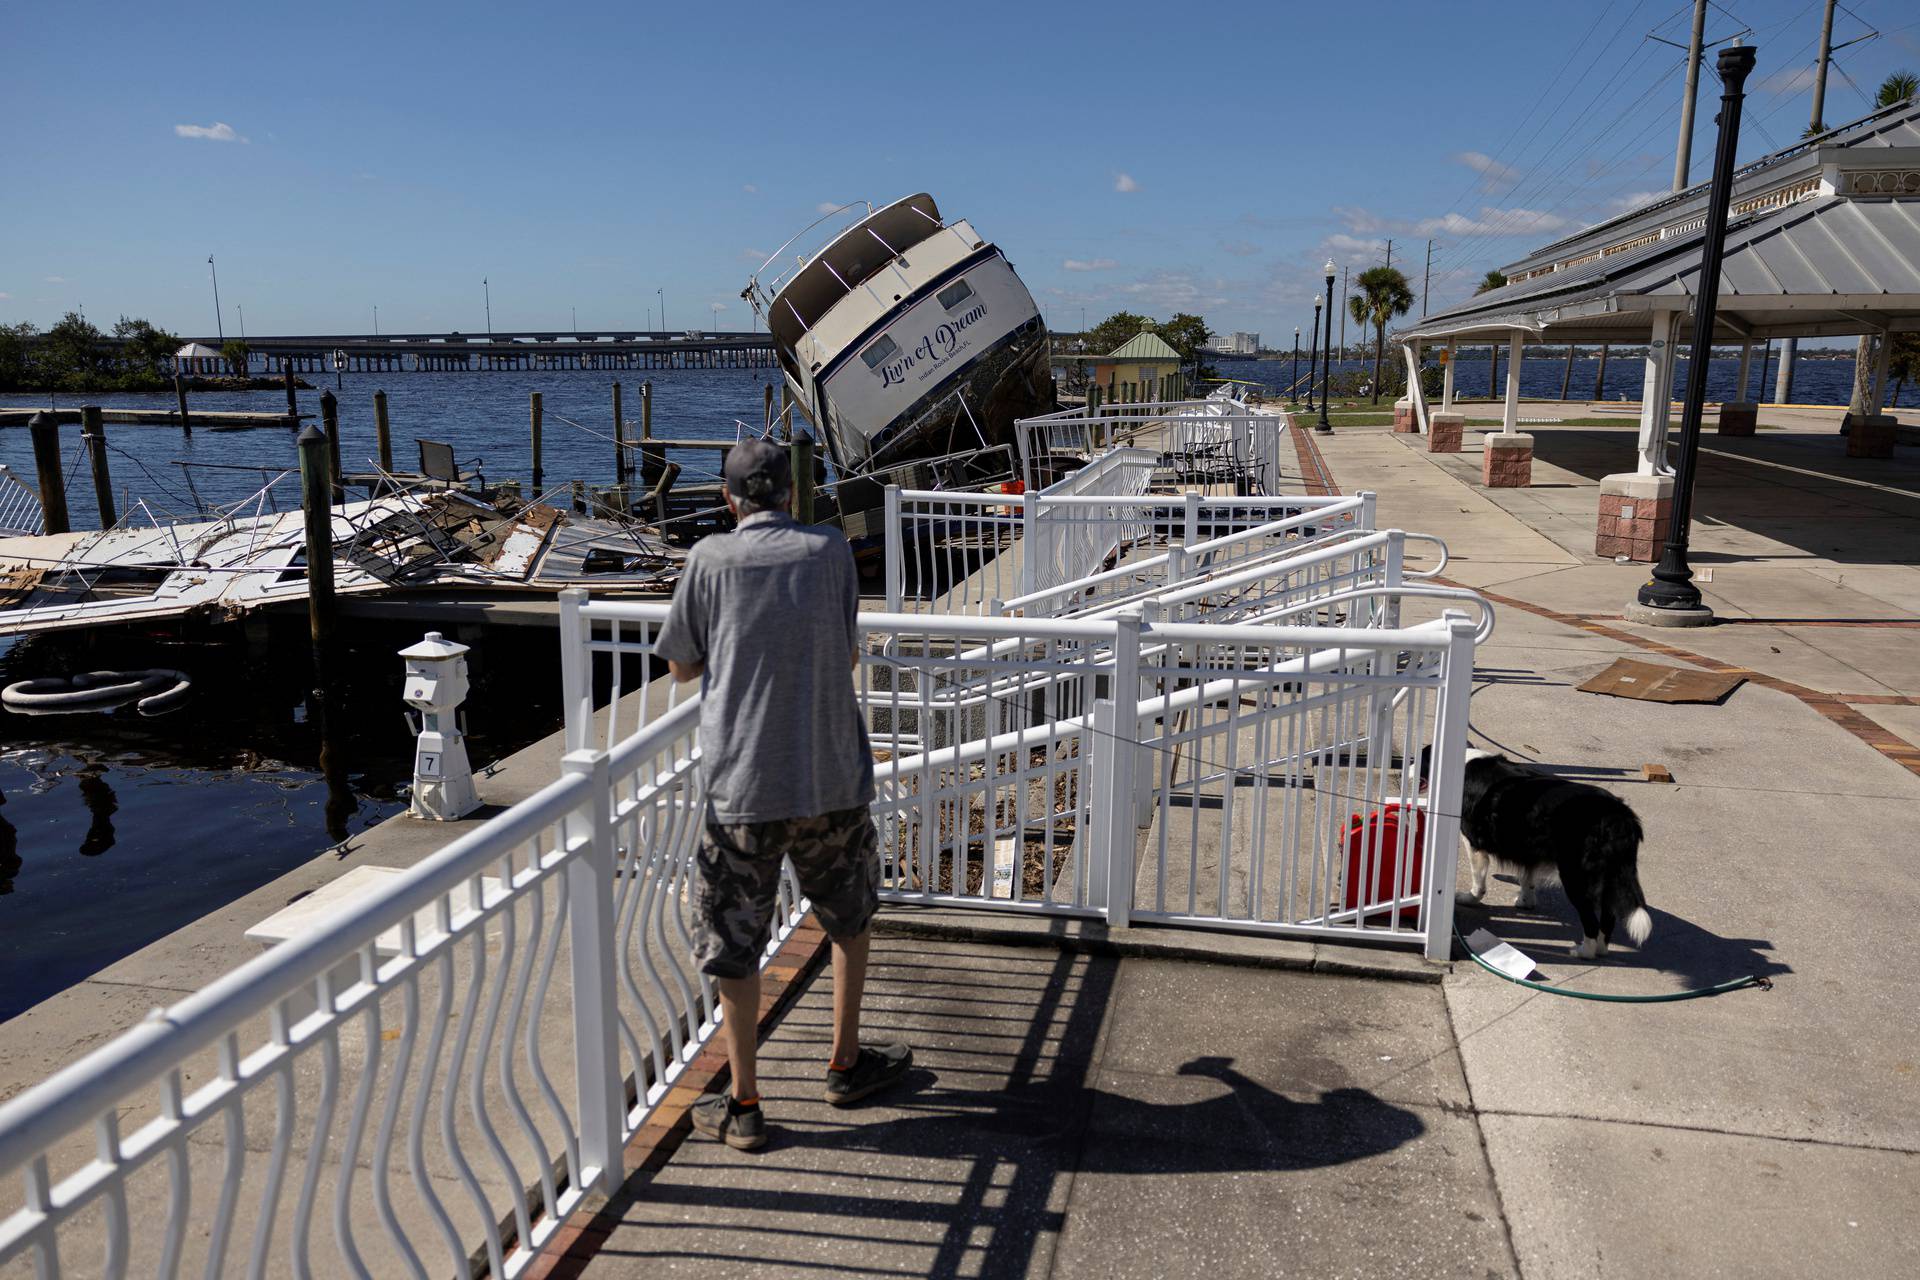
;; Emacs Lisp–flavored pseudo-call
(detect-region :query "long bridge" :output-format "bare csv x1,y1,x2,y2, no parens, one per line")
177,329,779,373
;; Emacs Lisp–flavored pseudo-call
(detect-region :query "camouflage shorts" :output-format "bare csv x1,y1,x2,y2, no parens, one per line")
692,806,881,979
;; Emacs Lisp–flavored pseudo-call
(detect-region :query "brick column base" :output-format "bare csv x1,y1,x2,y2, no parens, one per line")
1716,402,1757,437
1482,432,1533,488
1426,411,1464,453
1596,472,1674,561
1846,413,1897,458
1393,398,1415,432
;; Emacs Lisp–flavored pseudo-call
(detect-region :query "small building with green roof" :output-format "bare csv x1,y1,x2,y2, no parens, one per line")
1091,329,1181,401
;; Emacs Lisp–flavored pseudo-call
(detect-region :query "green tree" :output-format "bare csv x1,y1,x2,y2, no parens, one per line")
1887,332,1920,409
115,317,182,389
43,312,108,392
220,338,251,379
1847,70,1920,417
0,322,36,391
1475,270,1508,295
1085,311,1155,356
1347,266,1414,404
1156,313,1212,368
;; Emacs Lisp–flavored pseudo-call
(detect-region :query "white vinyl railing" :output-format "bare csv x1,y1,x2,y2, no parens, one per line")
1,592,1478,1276
0,464,44,538
562,596,1476,957
882,447,1157,617
1014,398,1289,494
997,493,1377,619
0,693,802,1280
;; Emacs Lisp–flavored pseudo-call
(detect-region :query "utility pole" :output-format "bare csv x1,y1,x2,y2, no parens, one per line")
207,255,224,342
1383,239,1393,272
1338,266,1349,362
1778,0,1837,405
1422,240,1434,317
1809,0,1837,133
1672,0,1709,191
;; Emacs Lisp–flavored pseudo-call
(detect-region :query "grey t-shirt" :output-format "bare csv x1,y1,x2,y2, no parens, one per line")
654,511,875,824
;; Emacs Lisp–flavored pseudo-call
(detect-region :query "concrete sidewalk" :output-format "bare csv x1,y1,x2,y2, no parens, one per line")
559,936,1512,1279
1310,423,1920,1277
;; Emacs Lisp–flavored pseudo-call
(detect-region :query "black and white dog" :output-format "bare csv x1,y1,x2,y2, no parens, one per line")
1444,749,1653,959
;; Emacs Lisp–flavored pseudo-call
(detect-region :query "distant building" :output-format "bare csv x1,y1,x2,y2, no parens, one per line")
1091,329,1182,397
1208,331,1261,355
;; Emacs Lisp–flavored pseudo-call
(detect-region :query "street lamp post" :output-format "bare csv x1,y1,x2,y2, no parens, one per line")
483,278,493,338
1634,42,1757,623
1306,299,1322,413
658,288,666,334
1291,327,1300,403
372,304,378,336
207,256,224,343
1318,260,1337,433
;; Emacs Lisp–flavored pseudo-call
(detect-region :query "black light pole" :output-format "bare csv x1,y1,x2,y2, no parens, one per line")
1291,327,1301,403
1637,41,1758,621
1306,299,1322,412
1317,259,1336,433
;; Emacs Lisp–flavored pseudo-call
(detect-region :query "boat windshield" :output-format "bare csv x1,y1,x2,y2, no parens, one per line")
762,194,945,349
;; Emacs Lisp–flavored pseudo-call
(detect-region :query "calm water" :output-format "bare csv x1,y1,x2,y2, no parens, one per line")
0,368,786,1021
1217,351,1909,409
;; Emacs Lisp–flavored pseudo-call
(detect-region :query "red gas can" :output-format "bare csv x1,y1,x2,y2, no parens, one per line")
1344,803,1427,923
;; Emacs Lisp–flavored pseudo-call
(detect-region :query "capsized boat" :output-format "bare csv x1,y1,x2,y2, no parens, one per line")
743,194,1054,506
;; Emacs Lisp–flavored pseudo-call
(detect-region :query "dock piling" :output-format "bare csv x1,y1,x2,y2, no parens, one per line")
297,426,338,691
283,361,299,422
373,390,393,474
28,412,71,536
612,382,626,486
319,390,344,505
173,373,192,435
792,432,816,524
81,406,116,529
530,391,544,492
763,383,774,434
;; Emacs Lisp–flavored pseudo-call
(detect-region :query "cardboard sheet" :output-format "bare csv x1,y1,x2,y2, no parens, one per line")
1576,658,1744,704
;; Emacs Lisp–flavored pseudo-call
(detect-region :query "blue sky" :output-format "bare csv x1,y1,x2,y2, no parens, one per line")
5,0,1916,343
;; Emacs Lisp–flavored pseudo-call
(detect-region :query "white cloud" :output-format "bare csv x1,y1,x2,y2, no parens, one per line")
817,201,843,214
1219,239,1260,257
1335,204,1571,241
742,183,759,194
0,291,10,300
739,246,770,264
1453,150,1518,190
1605,189,1666,215
44,275,67,284
1062,258,1118,272
1325,233,1387,260
174,121,247,143
1114,172,1139,193
1754,65,1816,97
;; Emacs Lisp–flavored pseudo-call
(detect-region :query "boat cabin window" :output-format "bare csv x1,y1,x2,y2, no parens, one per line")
860,335,901,370
937,280,974,311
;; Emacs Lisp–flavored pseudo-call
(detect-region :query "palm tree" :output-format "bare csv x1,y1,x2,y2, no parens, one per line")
1347,266,1415,404
1475,270,1508,295
1848,71,1920,419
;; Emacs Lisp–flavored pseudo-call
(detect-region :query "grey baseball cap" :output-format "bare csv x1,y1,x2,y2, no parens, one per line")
723,438,791,500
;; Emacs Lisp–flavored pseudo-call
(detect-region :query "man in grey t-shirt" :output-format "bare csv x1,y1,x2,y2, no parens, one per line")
655,438,910,1151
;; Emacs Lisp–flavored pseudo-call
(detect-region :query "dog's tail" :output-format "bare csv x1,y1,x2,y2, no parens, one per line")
1603,806,1653,946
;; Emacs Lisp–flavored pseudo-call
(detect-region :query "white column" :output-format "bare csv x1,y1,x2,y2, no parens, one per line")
1501,331,1523,435
1404,342,1430,433
1734,340,1754,403
1637,310,1679,475
1441,339,1457,410
1868,330,1893,415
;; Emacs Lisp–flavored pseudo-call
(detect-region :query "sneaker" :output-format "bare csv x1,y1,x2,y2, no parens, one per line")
823,1043,913,1107
689,1093,766,1150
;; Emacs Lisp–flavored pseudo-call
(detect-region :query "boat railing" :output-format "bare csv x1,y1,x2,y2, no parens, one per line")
0,464,45,537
